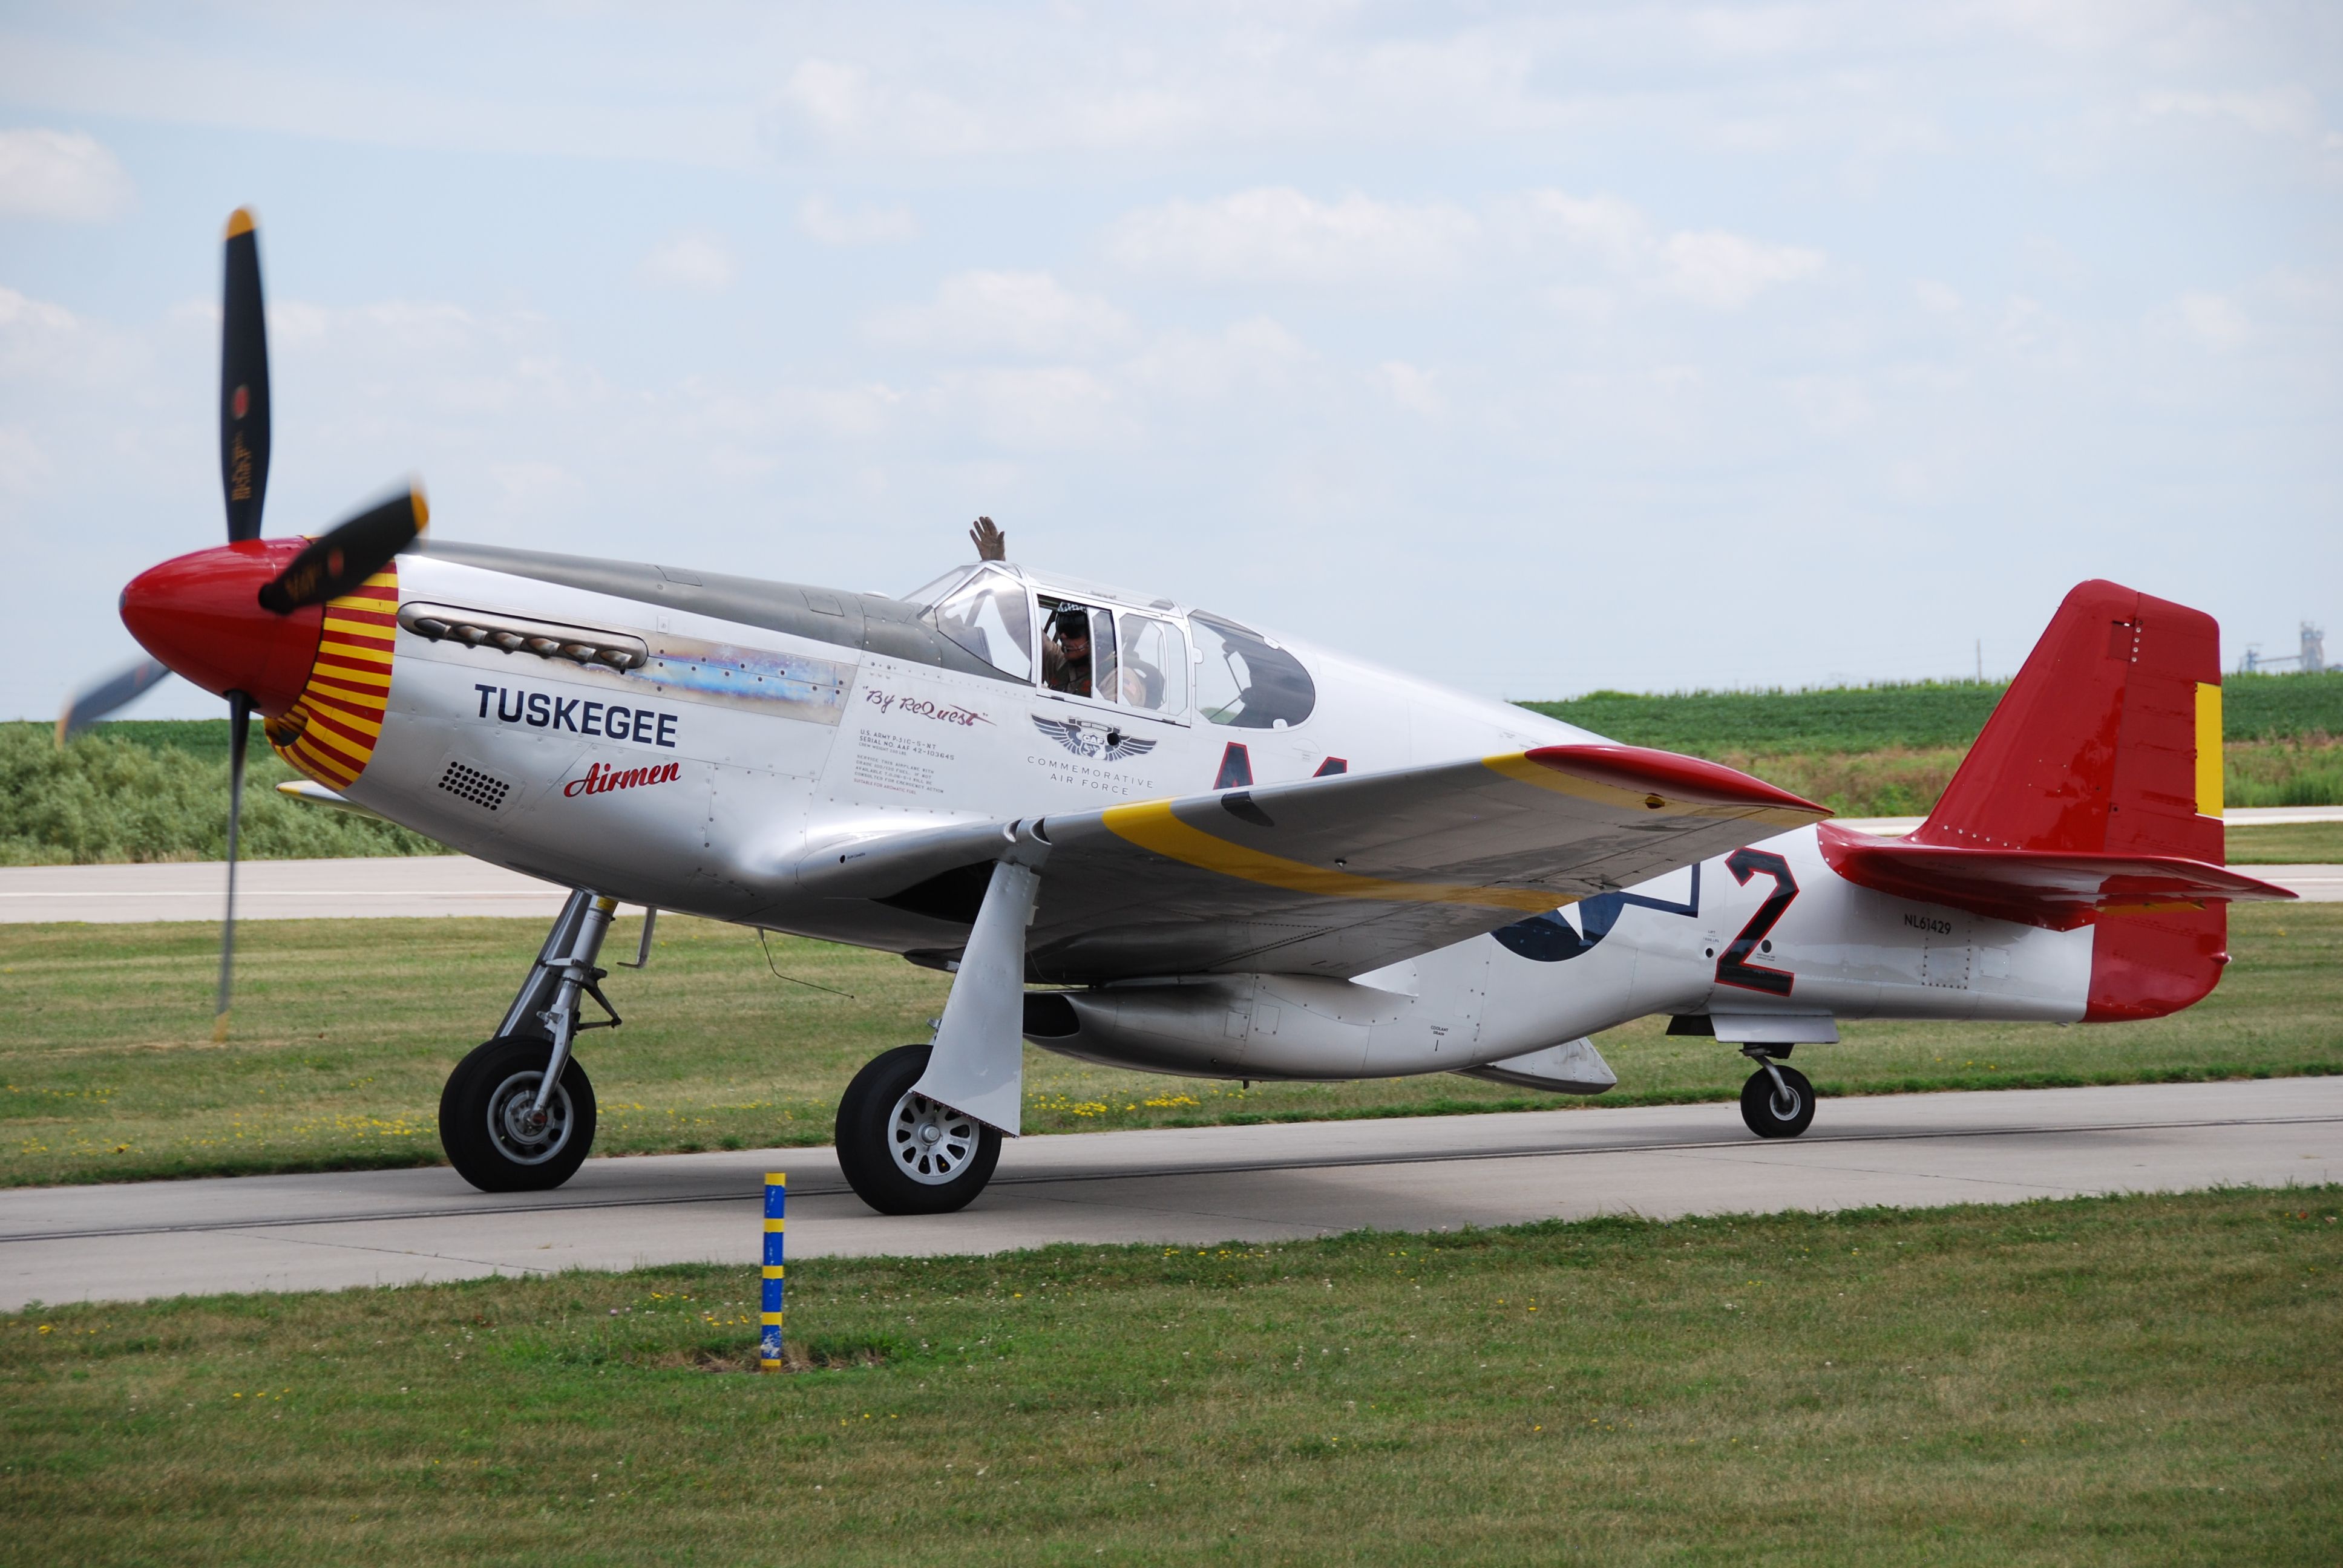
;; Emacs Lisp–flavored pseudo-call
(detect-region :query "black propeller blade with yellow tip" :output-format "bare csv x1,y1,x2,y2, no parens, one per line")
220,207,270,543
258,486,430,614
212,207,275,1039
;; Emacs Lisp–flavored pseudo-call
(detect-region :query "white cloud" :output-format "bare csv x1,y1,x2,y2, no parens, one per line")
0,284,80,362
772,57,989,154
0,283,148,390
798,194,919,246
1512,190,1652,269
1914,279,1964,313
2171,292,2253,352
1538,284,1620,322
638,232,738,293
0,128,133,221
1377,361,1444,417
870,272,1133,359
951,365,1127,451
1125,317,1309,399
1655,230,1826,309
1108,188,1479,286
1512,188,1824,310
1993,296,2077,369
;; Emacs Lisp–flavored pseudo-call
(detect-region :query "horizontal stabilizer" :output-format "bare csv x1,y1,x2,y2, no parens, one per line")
1818,823,2295,932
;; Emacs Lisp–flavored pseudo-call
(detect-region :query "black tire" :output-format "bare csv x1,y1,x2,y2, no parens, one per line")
440,1034,597,1192
834,1044,1001,1216
1740,1062,1817,1139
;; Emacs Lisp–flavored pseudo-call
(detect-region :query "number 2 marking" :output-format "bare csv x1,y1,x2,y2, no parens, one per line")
1716,848,1797,996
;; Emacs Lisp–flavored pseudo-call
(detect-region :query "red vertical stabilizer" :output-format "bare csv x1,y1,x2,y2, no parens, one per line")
1911,580,2227,1021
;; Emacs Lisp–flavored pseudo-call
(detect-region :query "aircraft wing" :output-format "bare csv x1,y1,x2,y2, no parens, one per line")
805,745,1824,983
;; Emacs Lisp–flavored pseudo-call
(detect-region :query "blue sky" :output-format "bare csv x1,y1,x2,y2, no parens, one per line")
2,1,2337,720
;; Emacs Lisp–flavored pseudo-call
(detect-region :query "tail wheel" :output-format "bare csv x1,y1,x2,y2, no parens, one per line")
1739,1062,1816,1139
835,1044,1002,1215
441,1034,597,1192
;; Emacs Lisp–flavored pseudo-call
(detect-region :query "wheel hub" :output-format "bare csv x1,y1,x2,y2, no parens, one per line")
889,1089,978,1185
486,1070,574,1166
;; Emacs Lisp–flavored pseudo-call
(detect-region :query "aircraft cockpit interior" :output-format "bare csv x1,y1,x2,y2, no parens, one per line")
906,563,1312,728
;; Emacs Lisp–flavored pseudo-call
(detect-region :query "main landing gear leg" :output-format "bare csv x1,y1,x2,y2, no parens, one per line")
440,889,623,1192
837,839,1045,1215
1737,1044,1816,1139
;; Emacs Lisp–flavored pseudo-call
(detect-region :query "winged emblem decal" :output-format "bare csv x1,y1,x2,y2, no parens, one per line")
1032,714,1158,761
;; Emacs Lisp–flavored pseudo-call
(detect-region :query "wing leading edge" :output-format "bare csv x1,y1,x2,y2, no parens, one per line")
804,744,1824,984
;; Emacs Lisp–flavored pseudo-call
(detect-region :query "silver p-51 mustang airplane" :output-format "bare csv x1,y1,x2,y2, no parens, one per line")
68,215,2295,1215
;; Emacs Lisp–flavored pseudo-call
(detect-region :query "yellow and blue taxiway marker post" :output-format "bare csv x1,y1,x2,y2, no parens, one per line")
760,1172,786,1371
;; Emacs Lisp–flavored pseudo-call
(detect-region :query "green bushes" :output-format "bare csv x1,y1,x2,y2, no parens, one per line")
0,722,444,865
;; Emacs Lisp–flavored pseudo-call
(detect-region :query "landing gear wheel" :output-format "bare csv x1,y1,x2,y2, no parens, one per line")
440,1034,598,1192
1739,1061,1816,1139
835,1044,1002,1216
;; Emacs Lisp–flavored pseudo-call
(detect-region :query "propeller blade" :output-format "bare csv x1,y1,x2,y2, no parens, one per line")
257,486,429,614
221,207,271,543
214,692,251,1042
54,658,172,745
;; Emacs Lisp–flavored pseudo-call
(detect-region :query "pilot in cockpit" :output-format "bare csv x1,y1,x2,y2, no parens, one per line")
1041,608,1093,697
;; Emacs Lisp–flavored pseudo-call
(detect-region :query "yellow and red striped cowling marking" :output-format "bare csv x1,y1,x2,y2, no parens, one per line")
271,566,397,789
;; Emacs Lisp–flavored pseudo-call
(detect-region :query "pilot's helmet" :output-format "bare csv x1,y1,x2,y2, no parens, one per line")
1054,610,1091,642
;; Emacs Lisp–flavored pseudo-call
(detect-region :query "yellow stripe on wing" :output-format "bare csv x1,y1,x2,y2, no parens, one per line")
1480,751,1821,826
1099,800,1567,915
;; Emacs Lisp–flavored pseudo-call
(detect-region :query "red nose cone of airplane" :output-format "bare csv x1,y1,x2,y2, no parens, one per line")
119,540,325,716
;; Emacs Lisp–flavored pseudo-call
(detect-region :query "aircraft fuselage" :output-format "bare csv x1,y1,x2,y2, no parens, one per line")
287,541,2093,1083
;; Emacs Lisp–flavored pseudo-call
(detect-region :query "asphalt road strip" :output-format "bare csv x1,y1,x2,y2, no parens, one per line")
3,1079,2335,1308
7,1110,2339,1247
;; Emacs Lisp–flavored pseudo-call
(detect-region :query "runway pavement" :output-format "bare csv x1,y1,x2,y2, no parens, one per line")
3,846,2336,923
3,1077,2335,1310
0,855,574,922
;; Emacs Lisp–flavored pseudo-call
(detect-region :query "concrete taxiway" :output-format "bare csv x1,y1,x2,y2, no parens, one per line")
2,1077,2335,1310
0,855,575,923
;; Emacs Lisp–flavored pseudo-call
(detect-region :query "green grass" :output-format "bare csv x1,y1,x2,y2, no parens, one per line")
0,720,443,865
2222,737,2343,809
2226,820,2343,864
2,904,2335,1189
1523,669,2343,754
2,1187,2337,1564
